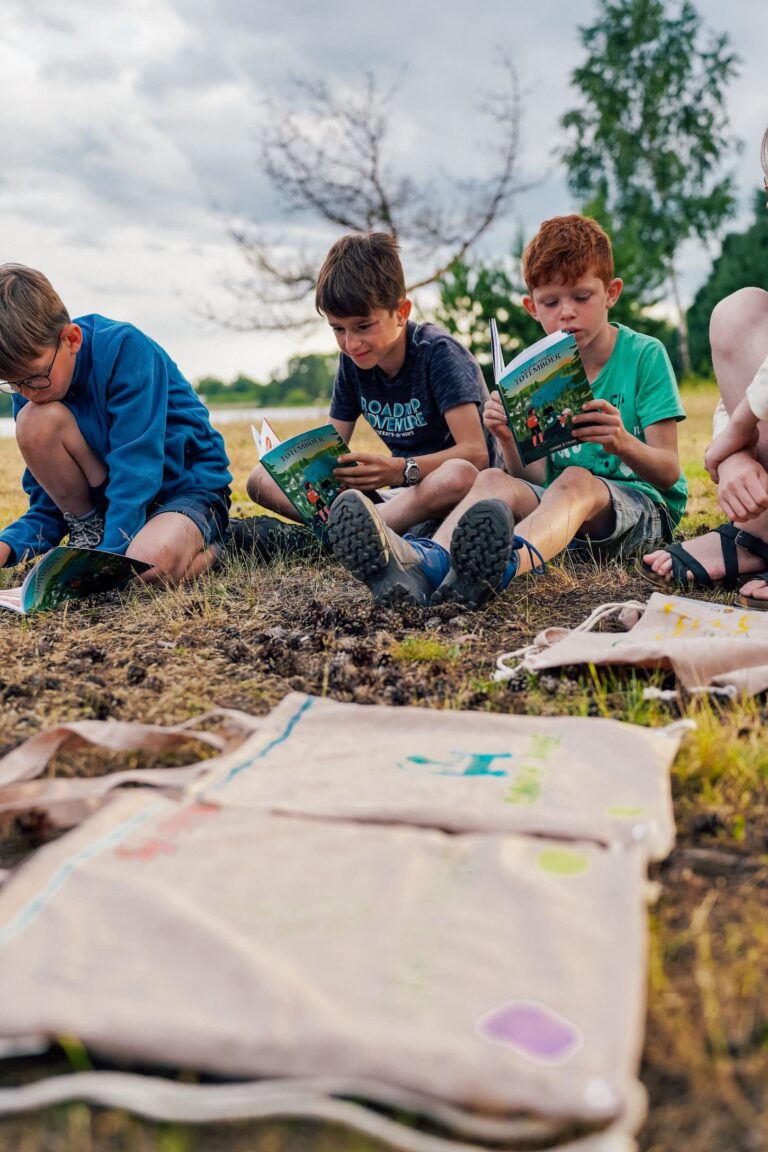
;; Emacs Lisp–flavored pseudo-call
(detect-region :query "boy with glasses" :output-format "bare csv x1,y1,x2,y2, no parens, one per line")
0,264,232,584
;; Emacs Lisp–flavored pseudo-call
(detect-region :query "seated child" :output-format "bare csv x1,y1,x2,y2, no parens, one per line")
325,215,687,607
0,264,232,584
245,232,498,541
642,125,768,607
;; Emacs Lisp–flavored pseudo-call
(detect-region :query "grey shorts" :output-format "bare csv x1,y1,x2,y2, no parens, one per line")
522,477,671,559
147,489,231,557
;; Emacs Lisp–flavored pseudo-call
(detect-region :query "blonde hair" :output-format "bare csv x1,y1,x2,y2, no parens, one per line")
0,264,70,379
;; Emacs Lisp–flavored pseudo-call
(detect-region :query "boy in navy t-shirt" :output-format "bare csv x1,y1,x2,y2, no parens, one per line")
245,233,497,537
0,264,231,585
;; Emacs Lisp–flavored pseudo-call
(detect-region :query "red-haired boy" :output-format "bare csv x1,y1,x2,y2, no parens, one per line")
326,215,687,607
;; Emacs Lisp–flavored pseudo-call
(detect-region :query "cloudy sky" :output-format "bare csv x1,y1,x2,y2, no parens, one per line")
2,0,765,386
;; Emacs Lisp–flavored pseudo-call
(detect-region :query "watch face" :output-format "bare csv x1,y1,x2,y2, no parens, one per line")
405,460,420,484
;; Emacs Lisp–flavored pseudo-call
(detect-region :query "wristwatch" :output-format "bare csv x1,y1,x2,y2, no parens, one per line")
403,457,421,486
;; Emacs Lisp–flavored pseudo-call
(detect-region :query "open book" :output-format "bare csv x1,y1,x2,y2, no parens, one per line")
253,421,382,536
0,547,150,615
490,320,593,465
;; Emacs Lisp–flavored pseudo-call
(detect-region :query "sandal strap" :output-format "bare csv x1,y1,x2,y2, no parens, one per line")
663,542,717,589
715,524,768,565
709,525,741,588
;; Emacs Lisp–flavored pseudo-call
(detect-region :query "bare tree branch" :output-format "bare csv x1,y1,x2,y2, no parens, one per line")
215,60,531,330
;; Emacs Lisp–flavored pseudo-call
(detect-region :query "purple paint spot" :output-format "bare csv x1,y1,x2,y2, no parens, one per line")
476,999,582,1063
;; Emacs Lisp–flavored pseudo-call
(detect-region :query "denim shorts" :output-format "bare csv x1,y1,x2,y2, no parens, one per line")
147,489,231,557
522,478,671,559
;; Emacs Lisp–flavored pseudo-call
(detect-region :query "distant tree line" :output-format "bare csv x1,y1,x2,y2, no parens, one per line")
194,352,338,407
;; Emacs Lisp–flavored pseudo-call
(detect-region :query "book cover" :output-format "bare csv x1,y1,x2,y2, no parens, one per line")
0,547,151,615
260,423,356,535
490,320,593,466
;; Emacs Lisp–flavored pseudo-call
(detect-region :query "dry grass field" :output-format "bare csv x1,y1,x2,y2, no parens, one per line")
0,383,765,1152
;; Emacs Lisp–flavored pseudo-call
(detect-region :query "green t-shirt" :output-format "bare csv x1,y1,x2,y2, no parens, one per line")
545,323,688,528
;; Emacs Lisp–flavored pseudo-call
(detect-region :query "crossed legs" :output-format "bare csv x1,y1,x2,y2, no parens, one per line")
643,289,768,598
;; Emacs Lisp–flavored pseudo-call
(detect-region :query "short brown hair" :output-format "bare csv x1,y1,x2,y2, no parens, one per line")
0,264,70,379
522,215,614,291
314,233,406,316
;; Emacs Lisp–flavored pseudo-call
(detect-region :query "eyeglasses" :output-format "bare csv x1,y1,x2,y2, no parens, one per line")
0,335,64,395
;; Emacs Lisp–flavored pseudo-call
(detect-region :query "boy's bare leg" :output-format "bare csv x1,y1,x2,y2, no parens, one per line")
127,512,216,586
432,465,611,607
431,469,540,551
379,459,479,534
15,401,107,513
644,288,768,590
435,465,612,568
504,467,613,575
246,463,303,522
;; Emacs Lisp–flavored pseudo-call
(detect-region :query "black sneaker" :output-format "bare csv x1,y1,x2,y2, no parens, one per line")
326,490,435,606
226,516,323,562
431,499,515,609
63,509,105,550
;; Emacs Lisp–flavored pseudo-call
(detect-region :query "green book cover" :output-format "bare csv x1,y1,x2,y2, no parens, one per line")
0,547,150,615
260,424,356,536
490,320,593,466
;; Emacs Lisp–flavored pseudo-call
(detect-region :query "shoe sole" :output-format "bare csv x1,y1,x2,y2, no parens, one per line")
434,500,514,609
327,492,431,606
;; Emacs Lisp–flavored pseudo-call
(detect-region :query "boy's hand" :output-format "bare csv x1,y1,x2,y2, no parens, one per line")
483,392,514,443
572,399,629,456
334,452,402,490
704,410,759,483
715,452,768,521
0,541,11,568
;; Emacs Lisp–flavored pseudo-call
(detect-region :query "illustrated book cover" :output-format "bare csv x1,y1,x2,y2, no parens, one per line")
490,320,593,465
257,423,382,535
0,547,151,615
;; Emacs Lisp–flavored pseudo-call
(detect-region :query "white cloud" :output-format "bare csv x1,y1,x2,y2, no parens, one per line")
0,0,764,383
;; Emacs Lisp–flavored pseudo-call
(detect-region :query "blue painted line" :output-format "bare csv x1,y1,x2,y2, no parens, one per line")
212,694,315,789
0,801,164,948
0,696,316,946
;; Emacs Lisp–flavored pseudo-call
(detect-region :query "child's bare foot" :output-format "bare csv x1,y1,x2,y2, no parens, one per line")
642,526,768,587
738,575,768,604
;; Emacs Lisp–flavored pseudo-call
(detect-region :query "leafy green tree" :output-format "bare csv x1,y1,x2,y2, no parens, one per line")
561,0,740,372
435,256,541,389
687,191,768,376
275,353,337,402
435,251,680,387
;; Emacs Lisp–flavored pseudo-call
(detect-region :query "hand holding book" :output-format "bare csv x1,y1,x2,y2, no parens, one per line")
572,398,630,456
334,452,403,490
483,392,515,445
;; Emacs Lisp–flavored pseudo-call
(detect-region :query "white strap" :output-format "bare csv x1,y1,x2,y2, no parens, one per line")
493,600,647,683
0,1070,636,1151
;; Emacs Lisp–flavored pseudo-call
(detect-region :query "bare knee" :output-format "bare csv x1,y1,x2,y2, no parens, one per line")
550,465,604,506
15,400,71,454
246,464,265,504
425,459,479,509
710,288,768,359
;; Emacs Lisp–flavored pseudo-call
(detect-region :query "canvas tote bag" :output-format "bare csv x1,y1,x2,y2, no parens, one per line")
493,592,768,696
0,788,648,1150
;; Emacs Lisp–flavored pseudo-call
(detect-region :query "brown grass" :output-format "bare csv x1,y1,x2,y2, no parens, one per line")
0,387,766,1152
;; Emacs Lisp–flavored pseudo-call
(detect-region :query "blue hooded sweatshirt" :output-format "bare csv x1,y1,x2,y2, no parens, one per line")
0,315,231,560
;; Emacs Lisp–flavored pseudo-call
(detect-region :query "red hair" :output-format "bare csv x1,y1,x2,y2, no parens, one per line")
523,215,614,290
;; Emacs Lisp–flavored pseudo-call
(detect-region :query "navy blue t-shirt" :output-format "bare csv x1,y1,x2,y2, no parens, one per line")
330,321,500,466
